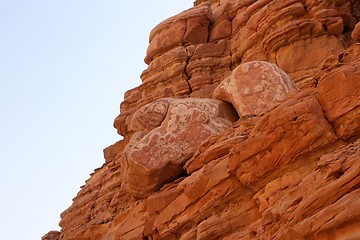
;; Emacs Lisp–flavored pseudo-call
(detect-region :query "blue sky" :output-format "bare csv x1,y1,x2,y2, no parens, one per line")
0,1,192,239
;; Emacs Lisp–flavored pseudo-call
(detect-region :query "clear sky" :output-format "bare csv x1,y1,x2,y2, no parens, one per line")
0,1,193,239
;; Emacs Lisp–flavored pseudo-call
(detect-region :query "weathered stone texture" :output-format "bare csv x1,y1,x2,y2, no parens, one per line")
317,43,360,140
123,98,237,198
213,61,299,118
144,3,212,65
115,0,356,139
54,1,360,240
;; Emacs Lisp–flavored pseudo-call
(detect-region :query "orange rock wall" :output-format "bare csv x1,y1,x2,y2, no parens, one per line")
114,0,357,139
58,1,360,239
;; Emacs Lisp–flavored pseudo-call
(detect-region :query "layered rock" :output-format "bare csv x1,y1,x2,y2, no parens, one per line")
228,90,338,188
186,39,232,92
144,3,212,65
317,43,360,140
55,1,360,240
115,0,357,139
122,98,238,198
114,3,215,137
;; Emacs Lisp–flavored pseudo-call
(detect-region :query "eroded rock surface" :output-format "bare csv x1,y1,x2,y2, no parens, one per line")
213,61,299,118
317,43,360,140
123,98,237,198
144,2,212,64
115,0,354,138
352,21,360,40
55,1,360,240
41,231,60,240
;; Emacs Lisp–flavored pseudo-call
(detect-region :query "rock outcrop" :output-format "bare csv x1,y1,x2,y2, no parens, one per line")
54,1,360,239
213,61,299,118
317,43,360,140
123,98,238,198
41,231,60,240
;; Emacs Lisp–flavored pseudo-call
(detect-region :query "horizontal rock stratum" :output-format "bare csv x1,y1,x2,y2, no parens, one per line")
53,1,360,239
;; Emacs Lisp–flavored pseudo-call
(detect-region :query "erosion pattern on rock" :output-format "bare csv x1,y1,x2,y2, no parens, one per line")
123,98,237,198
113,0,356,138
56,1,360,240
213,61,299,117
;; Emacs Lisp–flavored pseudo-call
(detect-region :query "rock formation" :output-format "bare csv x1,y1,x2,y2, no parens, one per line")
123,98,237,198
213,61,299,117
52,0,360,239
41,231,60,240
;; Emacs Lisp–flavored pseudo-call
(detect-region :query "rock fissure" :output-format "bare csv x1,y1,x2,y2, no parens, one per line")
184,49,193,93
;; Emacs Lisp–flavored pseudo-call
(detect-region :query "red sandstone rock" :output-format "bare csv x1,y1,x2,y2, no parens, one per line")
213,61,299,118
55,1,360,240
186,39,232,91
229,0,347,88
59,166,114,239
352,21,360,40
114,0,352,138
144,2,212,65
130,98,171,133
228,89,338,187
114,46,191,136
270,140,360,239
41,231,60,240
123,98,237,198
317,43,360,141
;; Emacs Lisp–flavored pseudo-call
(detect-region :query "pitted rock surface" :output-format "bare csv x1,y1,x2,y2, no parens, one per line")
123,98,237,198
213,61,299,118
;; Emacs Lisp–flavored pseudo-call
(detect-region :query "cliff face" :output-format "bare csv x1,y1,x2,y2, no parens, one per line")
58,1,360,239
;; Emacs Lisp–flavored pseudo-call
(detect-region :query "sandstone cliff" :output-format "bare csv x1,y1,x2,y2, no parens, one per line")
56,0,360,239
